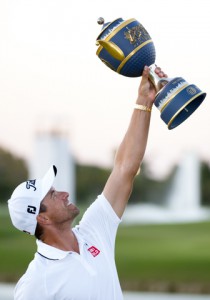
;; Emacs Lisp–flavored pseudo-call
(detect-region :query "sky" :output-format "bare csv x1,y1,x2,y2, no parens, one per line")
0,0,210,178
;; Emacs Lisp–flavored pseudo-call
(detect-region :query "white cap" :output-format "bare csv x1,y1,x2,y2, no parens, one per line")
8,165,57,235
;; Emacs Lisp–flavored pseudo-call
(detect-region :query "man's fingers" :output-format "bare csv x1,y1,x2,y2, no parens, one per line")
155,66,168,78
142,65,150,78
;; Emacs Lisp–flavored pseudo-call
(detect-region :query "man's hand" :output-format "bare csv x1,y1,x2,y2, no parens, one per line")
137,66,168,106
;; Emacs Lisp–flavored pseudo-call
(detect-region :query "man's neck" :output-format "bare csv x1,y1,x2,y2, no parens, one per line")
41,228,80,254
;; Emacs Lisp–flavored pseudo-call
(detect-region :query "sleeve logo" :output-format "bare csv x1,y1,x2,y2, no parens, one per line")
88,246,100,257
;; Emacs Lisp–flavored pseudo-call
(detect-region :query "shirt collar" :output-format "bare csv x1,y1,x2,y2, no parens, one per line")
36,239,71,260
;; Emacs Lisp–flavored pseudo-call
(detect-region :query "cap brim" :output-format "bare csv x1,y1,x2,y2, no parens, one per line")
40,165,57,200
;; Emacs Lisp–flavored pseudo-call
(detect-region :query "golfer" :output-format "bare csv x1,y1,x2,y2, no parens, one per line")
8,66,167,300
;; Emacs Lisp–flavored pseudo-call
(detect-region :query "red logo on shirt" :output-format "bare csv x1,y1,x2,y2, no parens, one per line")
88,246,100,257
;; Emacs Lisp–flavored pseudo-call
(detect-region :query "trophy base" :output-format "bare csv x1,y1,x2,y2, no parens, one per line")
154,77,206,130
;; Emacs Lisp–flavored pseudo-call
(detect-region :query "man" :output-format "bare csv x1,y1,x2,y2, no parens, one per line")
8,66,167,299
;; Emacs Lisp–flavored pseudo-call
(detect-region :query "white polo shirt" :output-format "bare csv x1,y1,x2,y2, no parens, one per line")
14,193,123,300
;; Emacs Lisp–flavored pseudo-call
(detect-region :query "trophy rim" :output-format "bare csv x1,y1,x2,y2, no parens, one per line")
167,91,206,129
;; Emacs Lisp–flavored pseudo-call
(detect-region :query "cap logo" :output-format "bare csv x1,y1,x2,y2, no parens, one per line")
27,205,37,214
26,180,36,191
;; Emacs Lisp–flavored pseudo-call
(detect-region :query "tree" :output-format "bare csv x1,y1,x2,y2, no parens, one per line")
75,162,171,205
201,161,210,206
76,164,110,204
0,147,28,202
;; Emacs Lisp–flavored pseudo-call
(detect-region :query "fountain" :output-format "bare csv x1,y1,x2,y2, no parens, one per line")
29,129,76,203
123,152,210,225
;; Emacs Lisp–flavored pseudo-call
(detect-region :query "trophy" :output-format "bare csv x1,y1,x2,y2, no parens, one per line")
96,17,206,129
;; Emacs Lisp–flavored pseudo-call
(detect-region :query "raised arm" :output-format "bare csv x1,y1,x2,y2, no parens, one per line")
103,66,167,218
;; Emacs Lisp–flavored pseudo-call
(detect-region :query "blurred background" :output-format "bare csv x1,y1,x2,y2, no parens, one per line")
1,0,210,299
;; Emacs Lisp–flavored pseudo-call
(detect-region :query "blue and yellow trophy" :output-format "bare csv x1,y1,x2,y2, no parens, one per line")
96,17,206,129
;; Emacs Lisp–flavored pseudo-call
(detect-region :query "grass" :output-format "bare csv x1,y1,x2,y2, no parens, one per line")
116,222,210,293
1,204,210,293
0,205,36,281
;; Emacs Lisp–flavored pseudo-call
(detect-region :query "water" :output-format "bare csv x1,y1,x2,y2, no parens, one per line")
0,284,14,300
1,284,210,300
123,292,210,299
168,152,200,211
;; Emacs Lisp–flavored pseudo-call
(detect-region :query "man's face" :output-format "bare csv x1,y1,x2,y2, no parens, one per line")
41,187,80,226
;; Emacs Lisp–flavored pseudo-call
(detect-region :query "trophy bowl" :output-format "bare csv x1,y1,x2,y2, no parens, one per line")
96,17,206,130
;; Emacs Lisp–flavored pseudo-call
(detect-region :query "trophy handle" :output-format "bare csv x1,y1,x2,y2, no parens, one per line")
97,40,125,61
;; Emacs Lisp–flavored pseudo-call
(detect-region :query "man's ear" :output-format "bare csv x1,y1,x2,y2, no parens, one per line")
36,213,51,225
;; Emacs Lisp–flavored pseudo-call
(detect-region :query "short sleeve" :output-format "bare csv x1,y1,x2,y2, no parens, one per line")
14,273,47,300
77,193,121,252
